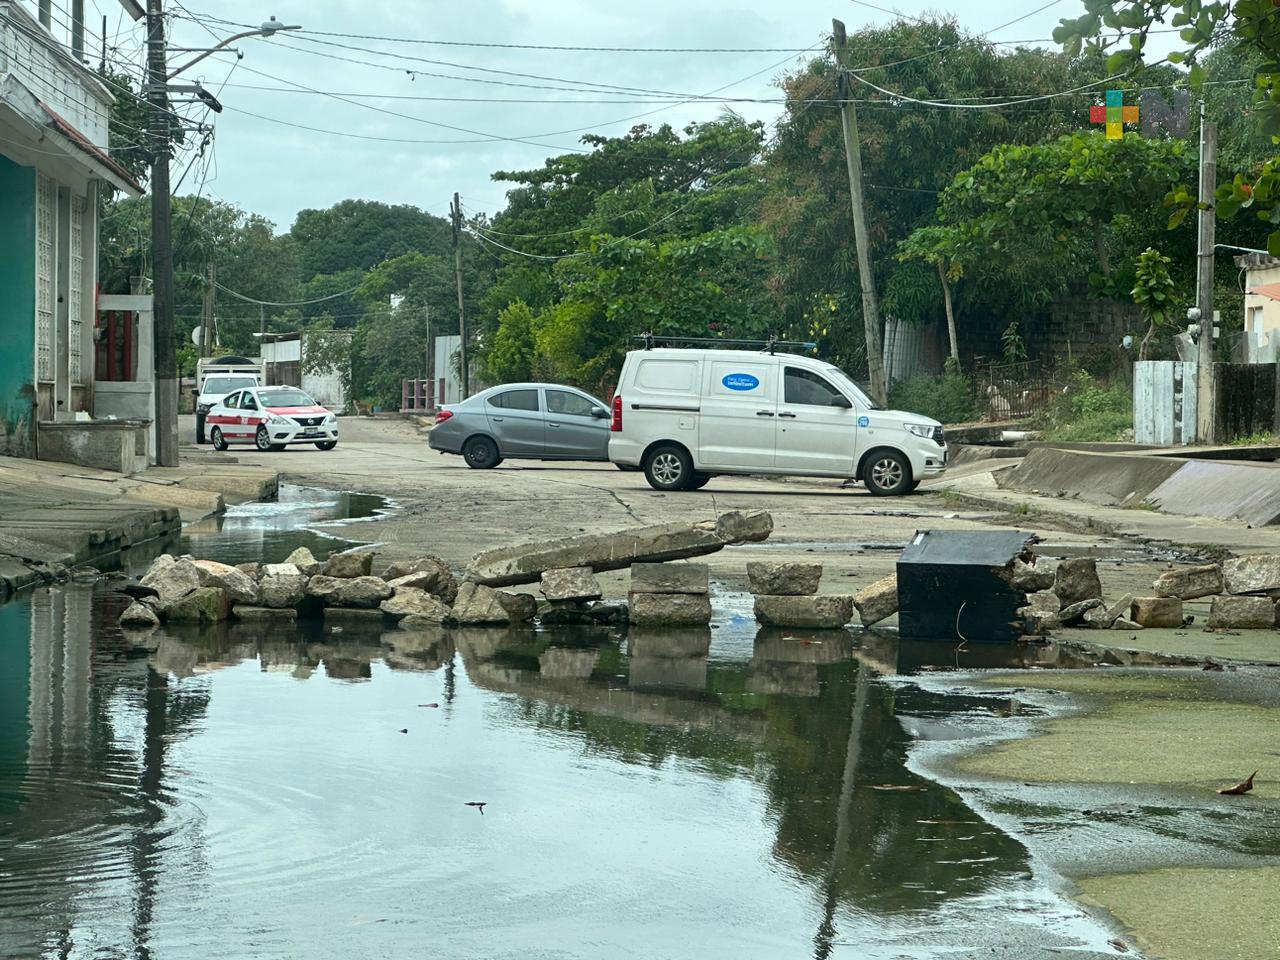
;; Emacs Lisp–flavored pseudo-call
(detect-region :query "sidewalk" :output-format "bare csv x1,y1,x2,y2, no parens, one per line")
930,461,1280,554
0,445,277,591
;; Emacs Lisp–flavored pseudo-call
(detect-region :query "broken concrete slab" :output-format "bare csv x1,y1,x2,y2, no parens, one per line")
746,561,822,596
465,511,772,587
119,600,160,627
1222,555,1280,596
540,566,603,602
1060,598,1103,625
853,574,898,627
1112,617,1144,630
1153,564,1224,600
1010,558,1056,593
1101,593,1135,626
322,551,374,579
754,595,853,629
383,556,457,604
140,554,200,606
1054,558,1103,607
629,562,710,595
260,565,307,609
451,582,512,625
628,592,713,626
1131,596,1183,628
193,559,259,605
284,547,321,576
164,586,231,624
497,591,538,623
1208,595,1276,630
381,587,452,623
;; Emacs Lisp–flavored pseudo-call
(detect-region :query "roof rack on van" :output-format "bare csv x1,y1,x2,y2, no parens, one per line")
634,333,818,355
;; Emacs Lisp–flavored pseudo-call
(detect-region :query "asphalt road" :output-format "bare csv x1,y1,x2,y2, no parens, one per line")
180,415,1178,599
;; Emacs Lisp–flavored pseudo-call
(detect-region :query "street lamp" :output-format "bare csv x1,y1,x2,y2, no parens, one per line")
146,7,301,467
167,17,301,79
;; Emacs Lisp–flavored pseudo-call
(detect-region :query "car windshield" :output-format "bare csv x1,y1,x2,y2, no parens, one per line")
258,388,316,408
203,376,257,396
822,365,884,410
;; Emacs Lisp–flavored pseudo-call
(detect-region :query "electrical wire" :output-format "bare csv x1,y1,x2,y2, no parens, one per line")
212,281,365,307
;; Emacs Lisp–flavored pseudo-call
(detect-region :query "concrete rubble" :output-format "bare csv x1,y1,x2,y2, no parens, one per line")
852,574,898,628
754,595,853,629
464,510,773,586
1153,564,1223,600
1208,595,1276,630
1131,596,1184,628
746,561,822,597
1053,558,1103,607
540,567,603,603
629,562,712,626
1222,555,1280,596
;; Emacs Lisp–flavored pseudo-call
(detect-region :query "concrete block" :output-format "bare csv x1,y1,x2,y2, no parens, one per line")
451,582,511,624
628,592,713,626
1153,564,1223,600
1222,555,1280,596
852,574,897,627
629,562,709,595
322,551,374,579
1054,558,1103,606
746,561,822,596
1130,596,1183,628
381,587,451,623
1208,595,1276,630
540,566,603,602
754,595,853,629
164,586,231,624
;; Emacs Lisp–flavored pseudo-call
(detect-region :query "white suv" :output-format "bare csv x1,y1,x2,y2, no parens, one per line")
607,348,946,495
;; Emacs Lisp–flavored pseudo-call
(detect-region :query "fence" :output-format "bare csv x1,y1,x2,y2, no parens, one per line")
970,359,1059,421
1214,363,1278,441
401,378,446,413
1134,360,1197,445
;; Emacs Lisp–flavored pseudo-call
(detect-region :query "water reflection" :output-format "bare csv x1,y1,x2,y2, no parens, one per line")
177,483,389,567
0,586,1123,958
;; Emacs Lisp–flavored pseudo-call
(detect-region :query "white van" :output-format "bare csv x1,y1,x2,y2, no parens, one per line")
607,347,947,495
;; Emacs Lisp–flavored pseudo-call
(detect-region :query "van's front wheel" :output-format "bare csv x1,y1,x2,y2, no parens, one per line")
644,445,692,492
864,450,912,496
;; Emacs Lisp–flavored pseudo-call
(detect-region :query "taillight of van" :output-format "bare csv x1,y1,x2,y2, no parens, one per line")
611,394,623,432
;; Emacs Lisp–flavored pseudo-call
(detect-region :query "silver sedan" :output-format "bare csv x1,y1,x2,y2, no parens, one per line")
428,383,612,469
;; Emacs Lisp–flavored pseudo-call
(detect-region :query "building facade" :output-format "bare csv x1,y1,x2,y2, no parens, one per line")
1236,253,1280,364
0,1,142,456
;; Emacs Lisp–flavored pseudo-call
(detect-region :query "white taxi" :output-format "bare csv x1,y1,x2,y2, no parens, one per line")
207,386,339,452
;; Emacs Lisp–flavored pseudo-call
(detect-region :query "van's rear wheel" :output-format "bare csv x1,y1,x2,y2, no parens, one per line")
864,450,912,496
644,445,692,491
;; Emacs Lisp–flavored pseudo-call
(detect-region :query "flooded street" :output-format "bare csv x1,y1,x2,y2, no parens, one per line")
0,487,1274,959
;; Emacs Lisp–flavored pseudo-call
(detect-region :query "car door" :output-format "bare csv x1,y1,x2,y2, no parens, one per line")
544,388,610,459
697,359,777,469
239,391,262,438
484,388,545,457
774,366,858,475
212,391,241,439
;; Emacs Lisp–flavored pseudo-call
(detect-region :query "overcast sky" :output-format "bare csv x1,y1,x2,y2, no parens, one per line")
91,0,1143,229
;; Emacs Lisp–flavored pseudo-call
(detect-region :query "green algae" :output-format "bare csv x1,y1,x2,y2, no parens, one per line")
1077,866,1280,960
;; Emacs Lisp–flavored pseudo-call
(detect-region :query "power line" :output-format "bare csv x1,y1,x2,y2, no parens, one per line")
212,280,365,306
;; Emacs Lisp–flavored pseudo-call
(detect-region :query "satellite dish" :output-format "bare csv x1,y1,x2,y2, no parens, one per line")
191,327,203,346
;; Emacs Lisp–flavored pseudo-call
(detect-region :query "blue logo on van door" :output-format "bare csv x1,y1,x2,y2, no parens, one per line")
722,373,760,391
857,415,870,427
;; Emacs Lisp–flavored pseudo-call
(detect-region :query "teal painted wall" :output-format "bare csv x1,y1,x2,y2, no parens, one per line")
0,598,31,817
0,155,36,456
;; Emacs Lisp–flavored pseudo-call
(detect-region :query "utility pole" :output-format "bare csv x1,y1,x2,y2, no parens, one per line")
1195,110,1217,444
146,0,178,466
199,263,215,359
831,19,887,406
450,192,469,398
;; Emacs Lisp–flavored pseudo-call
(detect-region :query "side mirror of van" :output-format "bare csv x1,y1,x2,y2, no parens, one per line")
830,394,853,409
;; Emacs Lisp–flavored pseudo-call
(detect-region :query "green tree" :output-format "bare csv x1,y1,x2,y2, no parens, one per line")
1131,247,1176,360
484,301,537,383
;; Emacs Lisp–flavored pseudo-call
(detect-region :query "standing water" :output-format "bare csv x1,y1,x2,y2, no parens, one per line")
0,492,1128,959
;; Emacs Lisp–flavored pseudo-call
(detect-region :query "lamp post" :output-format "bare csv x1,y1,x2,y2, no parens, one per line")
147,10,300,467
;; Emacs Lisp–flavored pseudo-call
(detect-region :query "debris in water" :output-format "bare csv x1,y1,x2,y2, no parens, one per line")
1218,771,1257,796
465,802,487,815
398,728,408,734
1202,661,1225,672
870,784,926,792
1109,938,1130,953
418,703,440,708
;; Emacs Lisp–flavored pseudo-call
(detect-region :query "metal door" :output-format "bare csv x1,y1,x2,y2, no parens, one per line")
697,360,776,469
774,366,858,475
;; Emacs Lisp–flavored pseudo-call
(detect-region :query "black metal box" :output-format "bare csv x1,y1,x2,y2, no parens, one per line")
896,529,1035,644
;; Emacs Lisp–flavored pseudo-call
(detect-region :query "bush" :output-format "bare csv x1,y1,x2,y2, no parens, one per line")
888,370,980,424
1038,371,1132,441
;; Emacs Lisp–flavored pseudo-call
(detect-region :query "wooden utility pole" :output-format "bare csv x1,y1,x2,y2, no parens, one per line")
1195,110,1217,444
450,192,469,398
199,263,215,359
831,19,887,406
147,0,178,466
